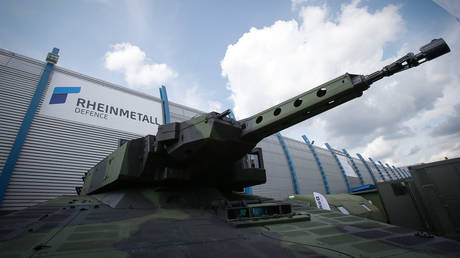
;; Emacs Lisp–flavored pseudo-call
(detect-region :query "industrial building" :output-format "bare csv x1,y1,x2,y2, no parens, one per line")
0,48,409,210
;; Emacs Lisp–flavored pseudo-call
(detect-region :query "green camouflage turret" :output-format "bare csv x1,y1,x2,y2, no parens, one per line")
80,38,450,195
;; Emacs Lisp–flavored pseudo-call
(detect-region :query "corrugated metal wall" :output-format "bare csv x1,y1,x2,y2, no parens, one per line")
283,138,325,195
353,159,376,183
314,147,347,194
335,153,362,188
252,135,295,200
169,102,203,123
0,48,402,210
0,51,42,173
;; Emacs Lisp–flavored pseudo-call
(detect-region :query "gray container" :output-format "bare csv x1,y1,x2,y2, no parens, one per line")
409,157,460,240
376,158,460,241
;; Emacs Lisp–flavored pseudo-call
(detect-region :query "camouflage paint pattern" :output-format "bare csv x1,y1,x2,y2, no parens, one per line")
287,194,387,223
1,189,460,257
81,143,129,195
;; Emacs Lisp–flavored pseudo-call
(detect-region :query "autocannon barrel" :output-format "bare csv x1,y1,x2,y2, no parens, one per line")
364,38,450,85
239,38,450,143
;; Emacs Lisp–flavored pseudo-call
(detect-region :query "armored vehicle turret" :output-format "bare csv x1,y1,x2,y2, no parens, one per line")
80,38,451,194
1,39,459,258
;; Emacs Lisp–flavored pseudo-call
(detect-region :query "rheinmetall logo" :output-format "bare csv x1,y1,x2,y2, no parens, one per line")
47,86,160,126
49,87,81,104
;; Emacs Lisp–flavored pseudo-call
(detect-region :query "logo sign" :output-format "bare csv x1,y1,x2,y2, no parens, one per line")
313,192,331,210
40,71,164,135
49,87,81,104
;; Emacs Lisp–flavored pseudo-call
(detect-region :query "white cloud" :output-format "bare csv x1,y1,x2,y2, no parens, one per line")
221,0,460,166
179,84,224,112
105,43,177,90
291,0,309,11
208,100,223,112
222,0,403,119
104,43,223,114
363,136,394,160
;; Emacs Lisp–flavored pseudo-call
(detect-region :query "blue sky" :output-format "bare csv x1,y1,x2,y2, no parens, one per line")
1,0,459,165
0,0,452,104
2,0,293,106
